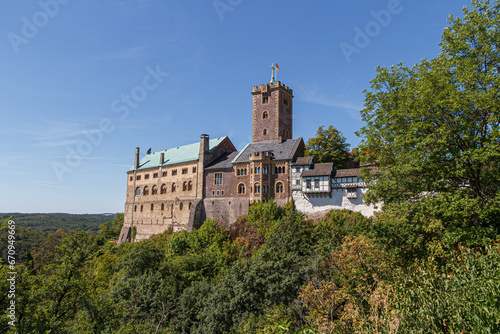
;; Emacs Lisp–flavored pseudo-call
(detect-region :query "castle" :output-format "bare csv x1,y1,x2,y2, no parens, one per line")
118,74,377,243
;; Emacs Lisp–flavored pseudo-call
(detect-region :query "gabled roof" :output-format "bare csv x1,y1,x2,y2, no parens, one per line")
333,166,379,177
292,157,313,166
232,138,303,163
129,136,227,171
205,151,240,170
302,163,333,177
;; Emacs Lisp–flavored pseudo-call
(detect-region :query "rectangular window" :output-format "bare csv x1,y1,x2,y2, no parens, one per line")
263,167,268,174
283,97,288,106
153,173,158,178
255,167,260,174
215,173,223,185
296,180,300,185
192,167,197,173
306,180,311,189
182,168,188,174
137,175,141,180
145,174,150,179
262,95,269,103
315,179,319,188
172,170,177,176
129,176,132,181
163,171,167,177
263,185,269,193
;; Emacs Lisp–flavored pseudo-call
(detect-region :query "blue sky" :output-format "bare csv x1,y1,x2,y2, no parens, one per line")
0,0,468,214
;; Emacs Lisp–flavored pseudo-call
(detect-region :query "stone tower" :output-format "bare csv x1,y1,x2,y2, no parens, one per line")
251,81,293,143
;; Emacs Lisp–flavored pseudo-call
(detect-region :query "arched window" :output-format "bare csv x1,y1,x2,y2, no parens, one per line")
188,181,193,191
276,182,284,193
262,111,268,119
152,185,158,195
179,202,183,210
135,187,141,196
160,184,167,194
254,183,260,194
150,203,154,211
140,205,143,212
161,203,165,211
183,181,187,191
263,128,267,136
172,183,176,192
238,183,246,194
188,202,192,210
134,205,137,212
143,186,149,196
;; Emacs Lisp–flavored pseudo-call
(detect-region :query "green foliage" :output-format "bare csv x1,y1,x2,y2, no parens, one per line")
372,200,499,265
98,213,124,241
311,209,374,259
393,244,500,333
304,125,351,168
198,213,311,333
248,199,285,237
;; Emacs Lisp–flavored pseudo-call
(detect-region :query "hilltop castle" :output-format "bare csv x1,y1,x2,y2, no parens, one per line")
118,75,377,243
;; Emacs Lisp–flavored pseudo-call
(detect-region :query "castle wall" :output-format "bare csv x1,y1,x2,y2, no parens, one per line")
292,188,379,217
203,198,249,228
122,160,201,241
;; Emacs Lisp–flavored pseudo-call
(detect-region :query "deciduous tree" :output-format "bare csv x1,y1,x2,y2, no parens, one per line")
305,125,351,168
357,0,500,229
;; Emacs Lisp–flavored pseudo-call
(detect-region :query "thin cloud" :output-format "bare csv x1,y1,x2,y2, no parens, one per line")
93,46,147,61
296,85,364,120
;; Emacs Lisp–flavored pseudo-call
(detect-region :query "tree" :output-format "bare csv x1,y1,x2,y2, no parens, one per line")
357,0,500,229
305,125,351,168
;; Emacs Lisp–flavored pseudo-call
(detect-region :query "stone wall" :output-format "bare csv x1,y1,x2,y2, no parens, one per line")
203,197,249,228
292,188,379,217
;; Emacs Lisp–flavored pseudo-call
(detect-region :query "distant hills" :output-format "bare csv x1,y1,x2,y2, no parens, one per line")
0,213,118,233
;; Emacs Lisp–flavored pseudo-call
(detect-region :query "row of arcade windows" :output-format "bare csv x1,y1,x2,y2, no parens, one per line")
237,182,283,195
130,167,196,181
134,202,192,212
135,181,193,196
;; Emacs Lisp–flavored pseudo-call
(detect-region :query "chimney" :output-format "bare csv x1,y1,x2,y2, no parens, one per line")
199,134,210,166
134,147,140,169
160,152,164,165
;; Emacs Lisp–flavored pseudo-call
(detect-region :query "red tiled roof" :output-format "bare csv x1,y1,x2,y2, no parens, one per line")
292,157,313,166
302,163,333,176
333,166,378,177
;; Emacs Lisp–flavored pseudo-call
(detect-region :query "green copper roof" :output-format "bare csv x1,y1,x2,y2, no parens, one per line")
129,136,227,171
